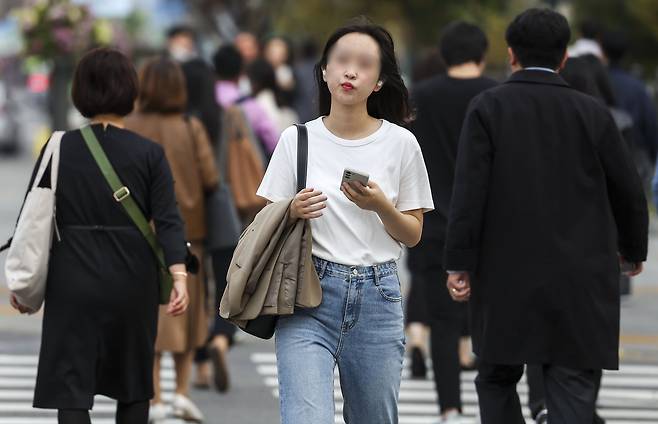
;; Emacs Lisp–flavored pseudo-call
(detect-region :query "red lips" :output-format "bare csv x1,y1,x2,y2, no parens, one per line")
341,82,354,91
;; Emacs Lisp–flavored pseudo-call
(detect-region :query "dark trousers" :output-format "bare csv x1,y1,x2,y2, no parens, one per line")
209,246,237,339
527,364,604,423
406,239,467,413
477,361,600,424
429,316,462,412
195,246,237,363
58,400,149,424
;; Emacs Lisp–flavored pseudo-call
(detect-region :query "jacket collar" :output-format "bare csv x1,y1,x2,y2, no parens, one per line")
505,69,570,88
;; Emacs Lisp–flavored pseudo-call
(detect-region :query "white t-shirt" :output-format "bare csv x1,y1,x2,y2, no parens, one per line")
256,117,434,266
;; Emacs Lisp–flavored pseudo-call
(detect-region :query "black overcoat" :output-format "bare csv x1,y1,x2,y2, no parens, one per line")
444,70,648,370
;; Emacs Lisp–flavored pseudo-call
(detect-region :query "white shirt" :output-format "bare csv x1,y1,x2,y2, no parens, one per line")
568,38,603,59
257,117,434,266
255,90,299,135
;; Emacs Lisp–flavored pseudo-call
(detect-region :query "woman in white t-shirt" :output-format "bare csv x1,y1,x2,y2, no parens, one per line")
257,22,434,424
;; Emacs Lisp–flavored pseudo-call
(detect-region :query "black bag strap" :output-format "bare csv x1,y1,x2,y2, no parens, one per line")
295,124,308,192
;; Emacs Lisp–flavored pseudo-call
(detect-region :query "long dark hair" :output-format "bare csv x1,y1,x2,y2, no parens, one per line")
314,22,411,125
247,58,287,107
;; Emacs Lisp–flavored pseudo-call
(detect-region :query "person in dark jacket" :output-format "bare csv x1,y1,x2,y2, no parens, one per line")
444,9,648,424
408,21,497,424
601,30,658,194
9,48,189,424
166,25,222,146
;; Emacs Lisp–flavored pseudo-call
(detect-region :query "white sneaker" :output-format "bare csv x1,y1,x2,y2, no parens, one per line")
148,403,168,424
173,393,204,422
438,410,475,424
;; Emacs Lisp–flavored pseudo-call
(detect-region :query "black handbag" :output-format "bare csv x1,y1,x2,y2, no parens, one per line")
205,183,242,251
184,115,242,251
241,123,308,340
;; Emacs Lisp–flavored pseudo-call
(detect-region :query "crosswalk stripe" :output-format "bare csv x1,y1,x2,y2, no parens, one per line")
251,353,658,423
0,352,655,423
0,353,179,423
251,352,658,376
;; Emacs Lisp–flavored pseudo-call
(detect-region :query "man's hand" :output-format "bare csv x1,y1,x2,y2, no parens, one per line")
620,256,644,277
341,180,389,213
447,272,471,302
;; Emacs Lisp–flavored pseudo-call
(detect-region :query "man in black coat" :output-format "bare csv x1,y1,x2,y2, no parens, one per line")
444,9,648,424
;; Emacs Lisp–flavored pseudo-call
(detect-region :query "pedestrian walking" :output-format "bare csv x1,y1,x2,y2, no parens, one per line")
525,55,631,424
601,30,658,195
247,58,299,135
125,57,219,423
444,9,648,424
9,47,190,424
409,21,497,424
256,21,434,424
293,38,320,123
167,26,222,147
164,25,233,391
213,44,279,156
263,36,297,106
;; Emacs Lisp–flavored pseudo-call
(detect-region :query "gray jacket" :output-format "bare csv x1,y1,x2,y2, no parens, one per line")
219,199,321,328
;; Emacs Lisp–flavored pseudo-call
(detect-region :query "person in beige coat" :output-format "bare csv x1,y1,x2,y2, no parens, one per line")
126,57,219,423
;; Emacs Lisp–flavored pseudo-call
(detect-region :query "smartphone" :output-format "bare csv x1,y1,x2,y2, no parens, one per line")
341,168,369,188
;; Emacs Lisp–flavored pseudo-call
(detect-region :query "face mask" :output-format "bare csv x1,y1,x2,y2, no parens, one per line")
169,46,196,63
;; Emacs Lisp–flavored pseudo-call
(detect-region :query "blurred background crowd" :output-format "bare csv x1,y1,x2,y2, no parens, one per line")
0,0,657,157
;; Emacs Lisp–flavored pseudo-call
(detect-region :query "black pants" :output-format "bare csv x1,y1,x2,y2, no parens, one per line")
406,239,468,413
429,316,463,412
195,246,237,363
58,400,149,424
477,361,600,424
527,364,604,423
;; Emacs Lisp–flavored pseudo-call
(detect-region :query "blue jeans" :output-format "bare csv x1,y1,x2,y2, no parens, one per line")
275,256,406,424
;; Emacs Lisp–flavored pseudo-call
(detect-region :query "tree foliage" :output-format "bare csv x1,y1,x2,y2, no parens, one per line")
571,0,658,75
191,0,658,75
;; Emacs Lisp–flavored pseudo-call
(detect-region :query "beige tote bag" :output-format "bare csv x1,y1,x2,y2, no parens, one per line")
4,131,63,312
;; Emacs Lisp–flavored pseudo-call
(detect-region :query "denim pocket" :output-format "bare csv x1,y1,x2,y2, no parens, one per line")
375,273,402,302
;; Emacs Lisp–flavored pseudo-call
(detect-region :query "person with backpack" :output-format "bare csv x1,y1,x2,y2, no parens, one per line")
256,21,434,424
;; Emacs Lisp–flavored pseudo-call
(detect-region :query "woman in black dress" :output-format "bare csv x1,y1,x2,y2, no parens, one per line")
9,48,190,424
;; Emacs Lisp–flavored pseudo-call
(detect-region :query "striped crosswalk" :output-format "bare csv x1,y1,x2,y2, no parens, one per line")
1,351,657,423
0,354,185,424
250,352,658,424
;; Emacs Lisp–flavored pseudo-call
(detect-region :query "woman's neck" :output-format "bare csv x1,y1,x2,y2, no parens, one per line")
89,114,125,129
323,101,380,140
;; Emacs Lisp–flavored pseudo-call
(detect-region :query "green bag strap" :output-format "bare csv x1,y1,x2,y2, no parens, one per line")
80,126,168,272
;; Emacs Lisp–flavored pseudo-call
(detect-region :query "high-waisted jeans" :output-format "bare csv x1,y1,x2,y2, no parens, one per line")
276,256,406,424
